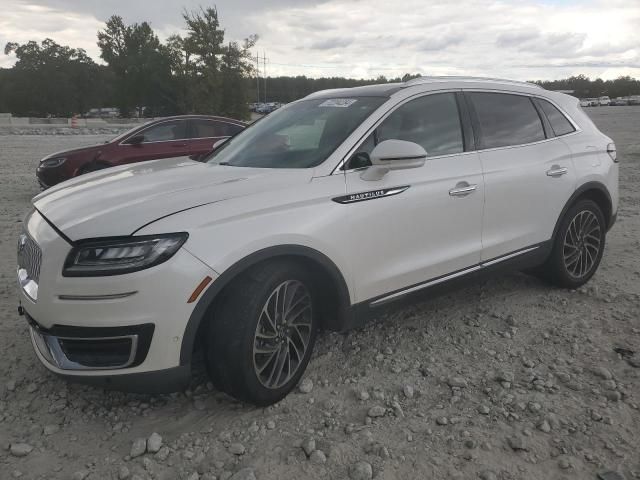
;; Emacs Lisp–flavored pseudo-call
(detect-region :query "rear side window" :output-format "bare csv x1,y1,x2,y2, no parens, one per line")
191,120,243,138
136,120,188,143
468,93,545,149
537,99,575,136
376,92,464,156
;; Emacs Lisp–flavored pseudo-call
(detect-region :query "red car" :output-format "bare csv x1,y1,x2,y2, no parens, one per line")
36,115,246,188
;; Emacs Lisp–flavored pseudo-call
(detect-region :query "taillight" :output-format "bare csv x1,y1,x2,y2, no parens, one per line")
607,143,617,162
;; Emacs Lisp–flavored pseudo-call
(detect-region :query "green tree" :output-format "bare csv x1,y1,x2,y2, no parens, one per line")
98,16,176,116
181,7,256,119
3,38,108,116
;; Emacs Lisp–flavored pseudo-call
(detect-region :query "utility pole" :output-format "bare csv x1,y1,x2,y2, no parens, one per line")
263,51,267,103
256,53,260,103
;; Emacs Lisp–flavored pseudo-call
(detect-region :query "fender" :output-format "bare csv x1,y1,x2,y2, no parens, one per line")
551,181,613,243
179,244,352,366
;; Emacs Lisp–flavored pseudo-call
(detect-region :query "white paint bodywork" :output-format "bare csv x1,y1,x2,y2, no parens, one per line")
19,77,619,380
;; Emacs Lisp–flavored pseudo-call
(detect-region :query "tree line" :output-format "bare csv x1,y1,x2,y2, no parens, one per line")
1,8,639,119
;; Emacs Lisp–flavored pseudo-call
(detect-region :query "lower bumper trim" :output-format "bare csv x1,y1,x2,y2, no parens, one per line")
56,365,191,394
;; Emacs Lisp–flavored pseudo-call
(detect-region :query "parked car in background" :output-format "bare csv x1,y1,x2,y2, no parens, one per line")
84,107,120,118
598,96,611,106
609,98,628,106
36,115,246,188
19,77,618,405
579,99,591,107
628,96,640,106
254,102,284,115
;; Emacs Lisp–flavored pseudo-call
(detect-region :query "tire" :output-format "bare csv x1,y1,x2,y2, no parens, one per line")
541,199,606,288
205,261,318,406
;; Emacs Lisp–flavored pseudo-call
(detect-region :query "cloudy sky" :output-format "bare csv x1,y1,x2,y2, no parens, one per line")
1,0,639,80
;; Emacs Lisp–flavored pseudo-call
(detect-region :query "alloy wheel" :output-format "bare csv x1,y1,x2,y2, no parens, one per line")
252,280,312,389
562,210,602,279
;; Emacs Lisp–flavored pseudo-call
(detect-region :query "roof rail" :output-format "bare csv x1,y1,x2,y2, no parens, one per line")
404,76,543,89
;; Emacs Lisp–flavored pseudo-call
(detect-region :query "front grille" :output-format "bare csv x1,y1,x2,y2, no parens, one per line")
17,232,42,282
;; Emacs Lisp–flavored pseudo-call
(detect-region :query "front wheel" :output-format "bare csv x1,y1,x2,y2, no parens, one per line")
542,199,606,288
205,261,318,405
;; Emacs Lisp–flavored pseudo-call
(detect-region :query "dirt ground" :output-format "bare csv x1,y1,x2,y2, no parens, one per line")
1,107,639,480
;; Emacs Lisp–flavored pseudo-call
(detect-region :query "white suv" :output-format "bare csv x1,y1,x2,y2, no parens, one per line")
17,77,619,405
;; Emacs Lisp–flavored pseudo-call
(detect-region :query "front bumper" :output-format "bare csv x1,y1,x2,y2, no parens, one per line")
18,210,218,391
36,165,68,189
27,313,154,370
26,314,190,393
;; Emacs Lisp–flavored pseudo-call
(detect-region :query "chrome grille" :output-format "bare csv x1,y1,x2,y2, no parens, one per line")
17,232,42,282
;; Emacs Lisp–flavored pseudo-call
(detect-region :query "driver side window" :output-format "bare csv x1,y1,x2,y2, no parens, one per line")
344,92,464,170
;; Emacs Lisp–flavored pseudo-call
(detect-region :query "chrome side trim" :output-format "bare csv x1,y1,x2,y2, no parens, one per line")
118,119,245,146
370,246,540,307
332,185,410,204
370,265,482,307
58,291,138,301
481,246,539,267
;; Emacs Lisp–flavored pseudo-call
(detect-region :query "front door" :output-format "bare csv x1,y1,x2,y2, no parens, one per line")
118,119,191,164
341,92,484,303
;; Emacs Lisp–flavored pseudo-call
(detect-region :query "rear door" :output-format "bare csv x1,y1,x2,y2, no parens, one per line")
465,91,576,262
189,119,245,161
118,119,190,164
342,92,485,303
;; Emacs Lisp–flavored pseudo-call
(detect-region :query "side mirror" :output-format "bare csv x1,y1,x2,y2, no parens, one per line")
212,138,228,150
127,134,145,146
361,140,427,181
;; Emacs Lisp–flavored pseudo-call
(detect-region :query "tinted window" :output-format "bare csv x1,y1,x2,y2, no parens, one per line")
469,93,545,149
138,121,188,143
377,93,464,156
191,120,244,138
227,123,244,136
538,99,575,136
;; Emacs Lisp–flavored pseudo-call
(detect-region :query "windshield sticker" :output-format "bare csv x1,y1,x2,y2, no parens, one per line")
319,98,357,108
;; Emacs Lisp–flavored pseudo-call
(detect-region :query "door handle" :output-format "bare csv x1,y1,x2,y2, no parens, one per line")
449,182,478,197
546,165,568,177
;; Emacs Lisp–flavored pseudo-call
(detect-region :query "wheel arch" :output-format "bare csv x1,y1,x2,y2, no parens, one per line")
552,181,613,243
179,244,353,366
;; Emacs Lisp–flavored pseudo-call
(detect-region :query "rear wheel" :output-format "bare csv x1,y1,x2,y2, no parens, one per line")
205,261,318,405
540,199,606,288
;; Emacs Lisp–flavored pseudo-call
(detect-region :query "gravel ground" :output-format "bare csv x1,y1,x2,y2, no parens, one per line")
1,107,639,480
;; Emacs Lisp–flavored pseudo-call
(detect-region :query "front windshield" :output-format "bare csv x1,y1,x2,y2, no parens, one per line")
207,96,387,168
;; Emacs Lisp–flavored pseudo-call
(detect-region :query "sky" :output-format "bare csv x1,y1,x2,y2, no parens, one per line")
1,0,639,80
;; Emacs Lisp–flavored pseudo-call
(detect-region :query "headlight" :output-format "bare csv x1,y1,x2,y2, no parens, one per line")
40,157,66,168
63,233,188,277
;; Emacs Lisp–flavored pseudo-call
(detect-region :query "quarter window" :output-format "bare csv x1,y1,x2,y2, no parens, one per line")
469,93,545,149
538,99,575,137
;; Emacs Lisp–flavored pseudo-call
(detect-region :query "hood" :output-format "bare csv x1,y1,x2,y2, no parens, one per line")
41,143,104,161
33,157,313,241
